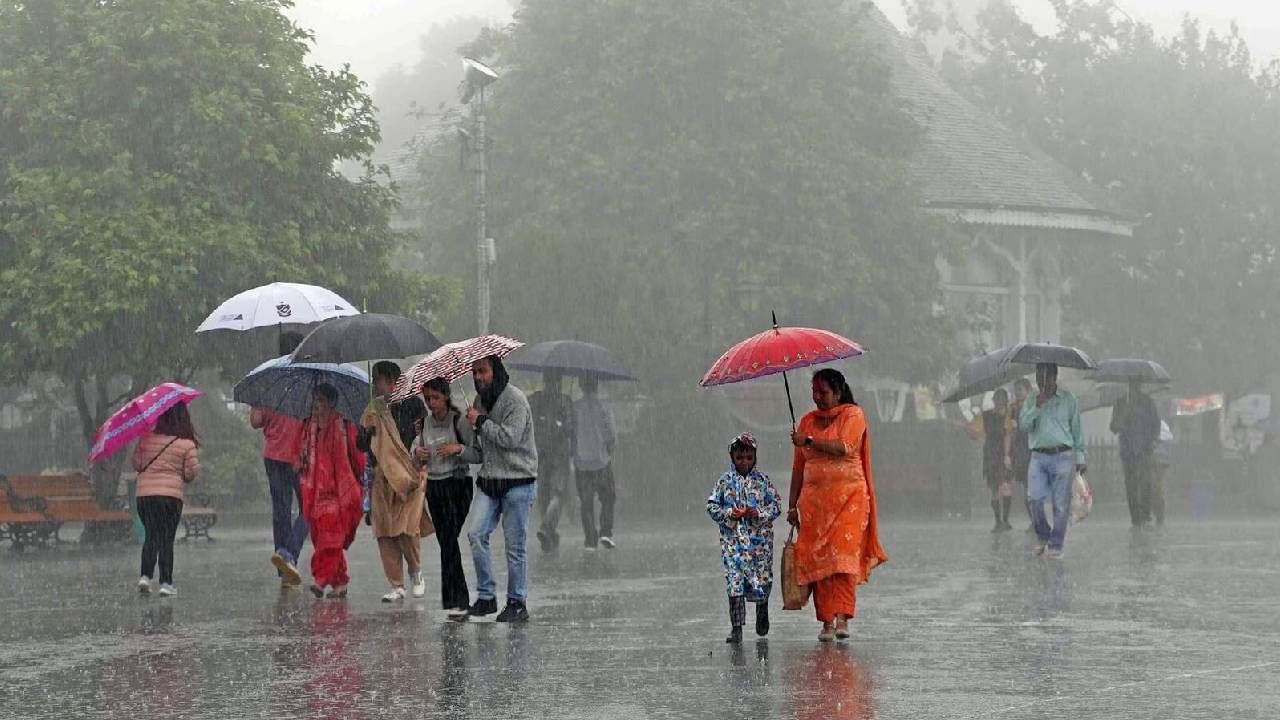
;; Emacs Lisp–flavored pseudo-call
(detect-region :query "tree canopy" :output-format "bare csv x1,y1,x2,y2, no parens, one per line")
910,0,1280,396
413,0,956,394
0,0,443,448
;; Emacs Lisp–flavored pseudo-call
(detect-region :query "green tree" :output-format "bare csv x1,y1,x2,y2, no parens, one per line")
910,0,1280,397
416,0,954,390
0,0,445,496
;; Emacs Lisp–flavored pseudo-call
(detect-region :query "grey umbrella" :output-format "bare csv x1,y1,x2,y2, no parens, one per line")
1004,342,1095,370
1087,358,1172,385
506,340,637,381
942,347,1030,403
289,313,444,364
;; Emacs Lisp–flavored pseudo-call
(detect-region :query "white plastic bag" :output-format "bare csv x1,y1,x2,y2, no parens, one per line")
1070,471,1093,523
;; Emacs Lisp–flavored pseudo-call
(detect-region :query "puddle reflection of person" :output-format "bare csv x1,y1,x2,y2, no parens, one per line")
785,645,875,720
304,601,365,720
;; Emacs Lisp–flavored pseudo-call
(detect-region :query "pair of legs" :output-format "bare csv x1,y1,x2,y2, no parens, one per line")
137,496,183,586
576,464,615,548
813,574,855,640
377,534,421,590
988,478,1013,531
1027,450,1074,552
536,455,571,550
1121,454,1155,526
726,586,771,643
265,459,308,567
469,482,536,610
427,478,473,611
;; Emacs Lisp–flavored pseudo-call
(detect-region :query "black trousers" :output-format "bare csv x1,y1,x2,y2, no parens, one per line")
138,496,183,585
427,479,473,610
1121,454,1153,525
576,464,615,547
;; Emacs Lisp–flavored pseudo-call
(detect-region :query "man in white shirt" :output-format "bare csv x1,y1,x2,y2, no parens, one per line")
573,375,617,549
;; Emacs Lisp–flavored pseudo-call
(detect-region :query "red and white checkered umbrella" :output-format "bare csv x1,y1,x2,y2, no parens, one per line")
392,335,523,402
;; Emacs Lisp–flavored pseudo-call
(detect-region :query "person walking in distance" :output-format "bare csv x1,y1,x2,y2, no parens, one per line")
573,375,618,549
982,388,1015,532
1018,364,1086,559
1011,378,1035,529
530,371,574,552
466,355,539,622
133,404,201,597
1110,380,1160,527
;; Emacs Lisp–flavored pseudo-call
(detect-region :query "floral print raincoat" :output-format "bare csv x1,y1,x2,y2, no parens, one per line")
707,466,782,601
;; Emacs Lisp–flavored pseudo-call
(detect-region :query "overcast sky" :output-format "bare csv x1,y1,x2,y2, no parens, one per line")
289,0,1280,85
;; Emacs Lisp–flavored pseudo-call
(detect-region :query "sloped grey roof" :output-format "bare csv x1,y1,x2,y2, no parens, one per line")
856,3,1130,234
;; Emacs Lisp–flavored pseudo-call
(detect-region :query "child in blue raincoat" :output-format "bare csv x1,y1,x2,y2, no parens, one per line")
707,432,782,644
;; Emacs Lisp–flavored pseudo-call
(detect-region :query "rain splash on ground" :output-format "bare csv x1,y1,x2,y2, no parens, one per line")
1,516,1278,719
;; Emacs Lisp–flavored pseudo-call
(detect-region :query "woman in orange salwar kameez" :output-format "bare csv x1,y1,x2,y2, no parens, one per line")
297,384,366,599
788,368,888,642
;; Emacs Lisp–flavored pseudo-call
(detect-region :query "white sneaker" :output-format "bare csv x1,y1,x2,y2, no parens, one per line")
1033,542,1047,557
381,588,406,603
411,574,426,599
158,584,177,597
599,536,617,549
137,576,152,594
1047,547,1065,560
446,607,470,620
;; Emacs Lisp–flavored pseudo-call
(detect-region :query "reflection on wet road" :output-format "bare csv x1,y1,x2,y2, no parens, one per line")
1,519,1277,718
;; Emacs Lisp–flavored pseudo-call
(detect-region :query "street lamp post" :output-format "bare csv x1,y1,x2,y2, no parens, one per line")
461,58,499,334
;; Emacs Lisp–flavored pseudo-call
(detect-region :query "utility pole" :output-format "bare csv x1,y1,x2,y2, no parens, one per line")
461,58,499,334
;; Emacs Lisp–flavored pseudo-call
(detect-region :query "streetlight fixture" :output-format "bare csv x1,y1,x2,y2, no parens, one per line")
460,57,499,334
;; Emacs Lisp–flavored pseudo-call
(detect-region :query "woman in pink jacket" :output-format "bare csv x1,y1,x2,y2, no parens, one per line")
132,404,201,597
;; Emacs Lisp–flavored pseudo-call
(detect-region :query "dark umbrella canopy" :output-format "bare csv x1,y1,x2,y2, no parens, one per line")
233,356,370,423
507,340,637,381
1004,342,1095,370
1088,358,1172,385
943,347,1030,403
290,313,443,364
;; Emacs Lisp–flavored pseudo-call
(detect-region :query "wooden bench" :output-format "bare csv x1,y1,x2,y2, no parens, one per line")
6,473,132,543
180,493,218,541
0,475,59,549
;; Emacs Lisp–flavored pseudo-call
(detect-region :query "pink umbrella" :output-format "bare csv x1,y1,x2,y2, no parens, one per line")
392,335,523,402
87,382,204,463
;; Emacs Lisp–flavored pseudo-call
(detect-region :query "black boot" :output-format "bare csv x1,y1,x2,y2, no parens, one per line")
1001,497,1013,529
755,601,770,637
726,626,743,644
727,595,746,642
991,501,1002,532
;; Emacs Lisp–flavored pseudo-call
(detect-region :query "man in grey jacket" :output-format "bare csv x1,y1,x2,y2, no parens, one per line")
465,355,538,622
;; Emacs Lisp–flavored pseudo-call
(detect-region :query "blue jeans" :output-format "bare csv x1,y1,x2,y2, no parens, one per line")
468,482,536,603
1027,451,1074,550
265,459,308,563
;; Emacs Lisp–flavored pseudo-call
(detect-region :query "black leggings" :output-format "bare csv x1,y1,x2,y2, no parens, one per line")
138,496,183,585
426,479,473,610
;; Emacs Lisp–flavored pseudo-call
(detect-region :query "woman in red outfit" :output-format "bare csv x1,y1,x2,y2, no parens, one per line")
297,384,365,599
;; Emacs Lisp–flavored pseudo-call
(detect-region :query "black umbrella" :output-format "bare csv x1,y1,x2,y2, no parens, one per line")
289,313,444,364
1087,358,1172,385
942,347,1030,403
506,340,637,381
1004,342,1095,370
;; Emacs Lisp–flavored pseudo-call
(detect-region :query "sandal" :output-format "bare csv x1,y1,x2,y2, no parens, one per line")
818,624,836,642
308,584,325,599
326,585,348,599
835,620,850,640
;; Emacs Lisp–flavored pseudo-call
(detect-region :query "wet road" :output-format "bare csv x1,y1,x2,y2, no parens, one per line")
1,518,1277,719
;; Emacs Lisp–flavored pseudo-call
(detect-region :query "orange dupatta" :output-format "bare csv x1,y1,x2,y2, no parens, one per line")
791,403,888,586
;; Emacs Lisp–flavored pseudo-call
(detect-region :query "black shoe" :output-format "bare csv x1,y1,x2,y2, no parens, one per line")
537,530,551,552
726,626,743,644
468,597,498,617
755,605,770,637
495,600,529,623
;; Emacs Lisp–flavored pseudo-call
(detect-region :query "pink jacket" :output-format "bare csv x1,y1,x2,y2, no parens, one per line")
132,433,201,500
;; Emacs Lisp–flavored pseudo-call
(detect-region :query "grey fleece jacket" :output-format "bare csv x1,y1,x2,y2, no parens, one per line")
472,384,539,480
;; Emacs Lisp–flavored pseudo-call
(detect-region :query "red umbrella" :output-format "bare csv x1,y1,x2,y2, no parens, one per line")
700,313,864,428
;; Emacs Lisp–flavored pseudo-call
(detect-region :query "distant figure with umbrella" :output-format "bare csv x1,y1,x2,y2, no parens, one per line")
1094,359,1169,528
250,331,308,588
297,384,366,599
358,361,429,602
1019,363,1087,559
573,374,618,550
980,389,1016,533
787,369,888,642
529,372,575,553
